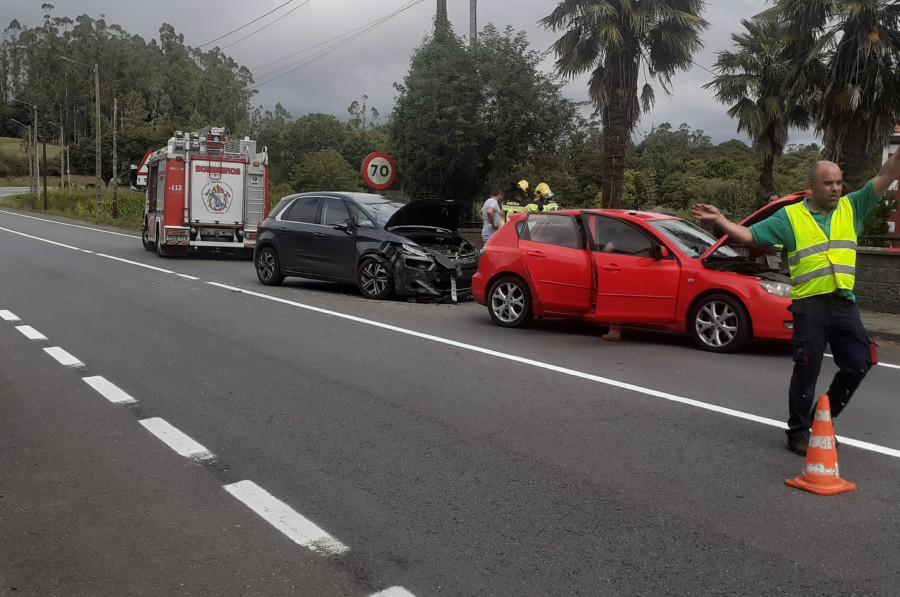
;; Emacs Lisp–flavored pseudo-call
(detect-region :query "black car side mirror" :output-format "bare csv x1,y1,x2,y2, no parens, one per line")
332,219,353,234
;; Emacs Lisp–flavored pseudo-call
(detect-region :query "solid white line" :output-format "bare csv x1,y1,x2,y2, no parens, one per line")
370,588,418,597
139,417,214,460
224,480,349,556
0,209,137,238
0,226,81,250
0,310,20,321
207,281,900,460
44,346,85,368
825,351,900,370
97,252,175,274
16,325,47,340
82,375,138,404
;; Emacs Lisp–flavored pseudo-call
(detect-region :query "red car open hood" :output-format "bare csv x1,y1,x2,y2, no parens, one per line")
699,190,811,259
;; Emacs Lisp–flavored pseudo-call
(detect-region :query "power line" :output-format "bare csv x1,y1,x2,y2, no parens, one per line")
252,0,426,88
219,0,313,51
197,0,300,49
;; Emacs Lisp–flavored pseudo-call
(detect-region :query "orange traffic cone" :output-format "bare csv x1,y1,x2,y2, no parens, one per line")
785,394,856,495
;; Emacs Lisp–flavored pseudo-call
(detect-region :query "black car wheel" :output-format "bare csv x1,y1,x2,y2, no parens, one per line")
356,256,393,300
690,293,750,353
487,275,533,328
141,223,156,251
255,246,285,286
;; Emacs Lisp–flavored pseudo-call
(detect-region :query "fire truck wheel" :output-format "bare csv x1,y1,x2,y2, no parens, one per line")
156,229,169,257
356,256,393,300
141,224,156,251
255,247,285,285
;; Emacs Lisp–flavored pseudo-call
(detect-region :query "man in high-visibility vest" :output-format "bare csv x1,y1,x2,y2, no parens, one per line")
692,151,900,456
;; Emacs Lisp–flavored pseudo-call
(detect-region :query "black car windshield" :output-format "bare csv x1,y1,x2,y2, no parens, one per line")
647,218,740,258
355,195,408,227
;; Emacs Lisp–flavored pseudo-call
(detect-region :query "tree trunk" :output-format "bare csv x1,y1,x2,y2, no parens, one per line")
757,153,775,207
837,119,870,194
603,94,628,209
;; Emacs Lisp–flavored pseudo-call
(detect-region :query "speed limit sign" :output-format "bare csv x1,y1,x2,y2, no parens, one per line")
361,152,397,190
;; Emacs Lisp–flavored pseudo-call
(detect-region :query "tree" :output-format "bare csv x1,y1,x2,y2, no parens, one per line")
289,149,362,192
541,0,708,209
704,17,813,207
391,21,577,205
759,0,900,190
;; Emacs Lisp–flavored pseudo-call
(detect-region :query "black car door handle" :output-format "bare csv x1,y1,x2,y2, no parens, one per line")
278,227,287,232
314,232,325,238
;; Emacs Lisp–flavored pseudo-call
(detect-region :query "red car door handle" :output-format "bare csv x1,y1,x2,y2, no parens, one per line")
602,264,620,271
526,250,547,258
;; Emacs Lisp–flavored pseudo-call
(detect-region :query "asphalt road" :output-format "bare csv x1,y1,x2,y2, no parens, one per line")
2,206,900,596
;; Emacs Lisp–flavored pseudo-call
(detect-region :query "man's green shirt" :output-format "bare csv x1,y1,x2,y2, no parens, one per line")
748,181,881,301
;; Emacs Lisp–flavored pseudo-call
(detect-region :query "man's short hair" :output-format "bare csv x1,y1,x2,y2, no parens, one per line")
491,187,505,197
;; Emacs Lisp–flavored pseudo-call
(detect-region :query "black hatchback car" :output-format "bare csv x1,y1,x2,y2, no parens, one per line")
253,192,479,301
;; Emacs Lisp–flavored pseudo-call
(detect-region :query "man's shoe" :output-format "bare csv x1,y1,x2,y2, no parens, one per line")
787,435,809,456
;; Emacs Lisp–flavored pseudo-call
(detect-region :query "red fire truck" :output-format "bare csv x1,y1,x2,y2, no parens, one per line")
141,127,269,257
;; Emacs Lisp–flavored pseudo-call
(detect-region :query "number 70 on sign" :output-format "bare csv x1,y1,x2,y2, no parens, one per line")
361,152,397,190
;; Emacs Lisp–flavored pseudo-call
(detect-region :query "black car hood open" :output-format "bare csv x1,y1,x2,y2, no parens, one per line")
384,199,465,232
700,190,810,259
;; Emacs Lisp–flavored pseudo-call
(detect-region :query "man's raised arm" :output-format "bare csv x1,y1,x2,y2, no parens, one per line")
691,204,755,244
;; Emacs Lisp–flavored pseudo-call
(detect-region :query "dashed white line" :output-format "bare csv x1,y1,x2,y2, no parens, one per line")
16,325,47,340
82,375,138,404
0,309,20,321
44,346,85,368
224,480,350,556
139,417,214,460
0,209,137,238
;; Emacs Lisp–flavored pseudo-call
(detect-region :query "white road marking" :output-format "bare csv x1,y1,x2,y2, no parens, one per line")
16,325,47,340
97,252,175,274
139,417,214,460
824,352,900,370
0,226,82,250
2,220,899,458
207,282,900,460
82,375,138,404
370,588,417,597
224,480,350,556
0,209,137,238
0,310,20,321
44,346,84,368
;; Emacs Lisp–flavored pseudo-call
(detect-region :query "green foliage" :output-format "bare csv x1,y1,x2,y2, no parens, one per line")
1,11,255,178
391,23,578,207
0,186,144,229
289,149,362,193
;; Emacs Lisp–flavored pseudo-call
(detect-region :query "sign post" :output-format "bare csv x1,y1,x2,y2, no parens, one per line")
361,152,397,190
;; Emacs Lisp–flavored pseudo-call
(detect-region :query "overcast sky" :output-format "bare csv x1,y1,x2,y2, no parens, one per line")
4,0,817,146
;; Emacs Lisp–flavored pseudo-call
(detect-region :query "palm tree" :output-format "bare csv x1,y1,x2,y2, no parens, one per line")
759,0,900,190
541,0,708,209
703,17,814,206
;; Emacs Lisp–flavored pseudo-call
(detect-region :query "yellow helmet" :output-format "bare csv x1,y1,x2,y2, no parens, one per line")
517,180,530,192
535,182,554,198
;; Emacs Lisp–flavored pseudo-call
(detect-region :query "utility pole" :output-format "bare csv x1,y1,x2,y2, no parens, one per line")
437,0,447,25
470,0,477,47
94,63,101,218
42,126,48,209
112,96,118,218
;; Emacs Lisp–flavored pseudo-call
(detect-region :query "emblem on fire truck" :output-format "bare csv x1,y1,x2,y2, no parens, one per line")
201,181,234,214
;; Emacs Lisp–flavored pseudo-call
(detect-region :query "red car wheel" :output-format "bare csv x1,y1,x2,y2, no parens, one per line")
488,275,533,328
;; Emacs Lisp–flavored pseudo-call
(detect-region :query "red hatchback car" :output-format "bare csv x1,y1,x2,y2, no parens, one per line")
473,194,807,352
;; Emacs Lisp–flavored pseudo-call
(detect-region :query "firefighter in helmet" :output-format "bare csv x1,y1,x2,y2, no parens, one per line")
525,182,560,212
503,179,530,222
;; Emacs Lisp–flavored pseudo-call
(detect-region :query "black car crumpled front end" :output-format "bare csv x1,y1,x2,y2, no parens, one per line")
387,230,479,301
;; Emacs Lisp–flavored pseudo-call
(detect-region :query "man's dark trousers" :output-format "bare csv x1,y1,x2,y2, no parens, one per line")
787,293,873,439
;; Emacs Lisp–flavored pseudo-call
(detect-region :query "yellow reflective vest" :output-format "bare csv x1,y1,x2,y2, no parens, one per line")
784,197,857,299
